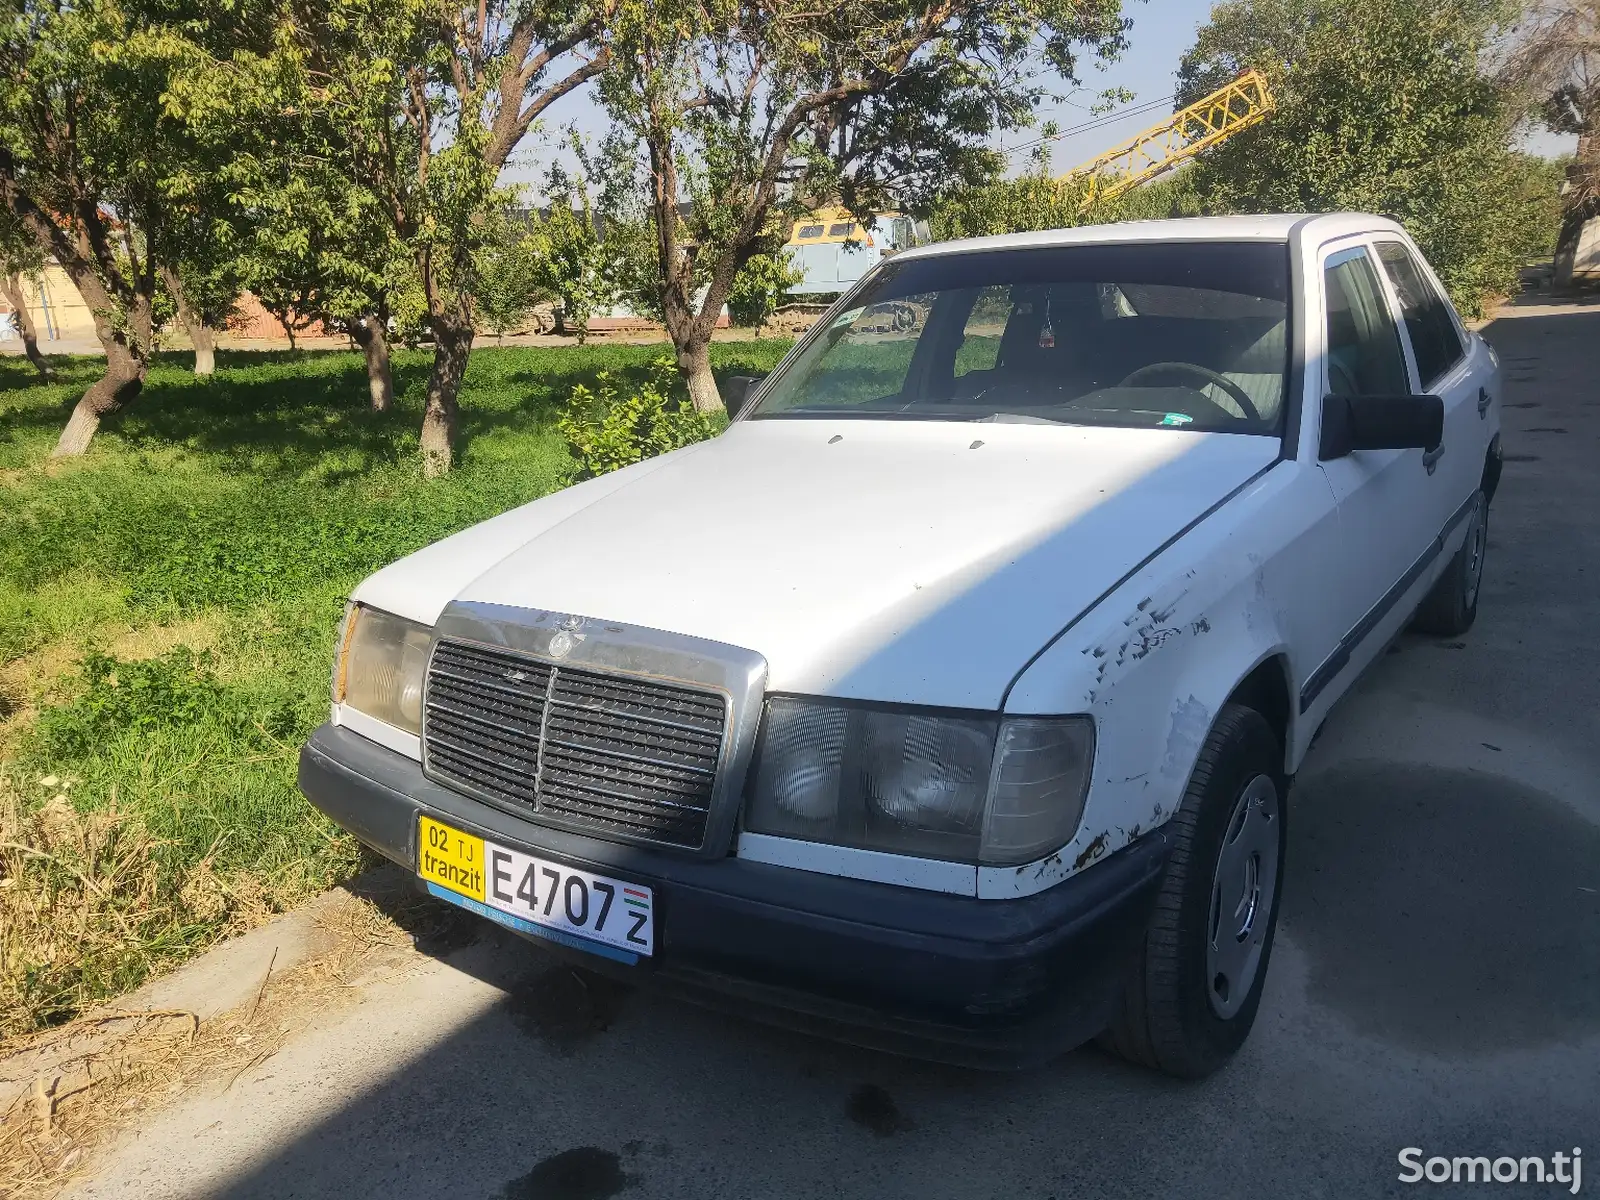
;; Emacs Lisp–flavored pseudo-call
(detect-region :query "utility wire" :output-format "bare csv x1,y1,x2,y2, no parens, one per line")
1002,94,1176,159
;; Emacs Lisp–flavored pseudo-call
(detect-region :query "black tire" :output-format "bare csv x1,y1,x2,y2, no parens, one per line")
1411,489,1486,637
1098,704,1287,1079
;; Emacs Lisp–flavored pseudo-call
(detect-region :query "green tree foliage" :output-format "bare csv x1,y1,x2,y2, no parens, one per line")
1174,0,1316,106
558,356,718,479
570,126,667,323
1183,0,1542,315
472,205,548,344
0,0,291,453
287,0,611,475
598,0,1129,413
726,249,803,332
1501,151,1571,261
226,61,417,407
534,166,612,343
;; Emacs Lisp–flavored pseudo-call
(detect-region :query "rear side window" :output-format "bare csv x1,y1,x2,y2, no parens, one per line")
1375,241,1464,388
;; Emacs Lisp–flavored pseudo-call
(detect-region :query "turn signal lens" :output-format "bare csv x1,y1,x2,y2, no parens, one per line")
981,718,1096,866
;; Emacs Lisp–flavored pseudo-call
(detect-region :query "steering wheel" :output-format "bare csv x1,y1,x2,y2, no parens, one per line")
1117,362,1263,423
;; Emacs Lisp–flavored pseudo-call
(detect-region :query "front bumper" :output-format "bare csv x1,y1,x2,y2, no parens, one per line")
300,722,1169,1069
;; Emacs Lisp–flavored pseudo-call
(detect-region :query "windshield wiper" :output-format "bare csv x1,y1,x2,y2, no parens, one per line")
977,412,1071,425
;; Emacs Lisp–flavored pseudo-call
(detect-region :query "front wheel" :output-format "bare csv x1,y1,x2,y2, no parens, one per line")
1099,704,1286,1079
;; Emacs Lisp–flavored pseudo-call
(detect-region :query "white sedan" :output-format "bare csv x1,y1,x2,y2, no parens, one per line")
300,214,1502,1077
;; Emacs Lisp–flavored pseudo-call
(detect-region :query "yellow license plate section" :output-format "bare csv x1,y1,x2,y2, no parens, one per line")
418,814,486,903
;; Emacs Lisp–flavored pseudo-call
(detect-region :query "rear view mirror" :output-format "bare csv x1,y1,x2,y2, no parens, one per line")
723,375,765,420
1319,393,1443,460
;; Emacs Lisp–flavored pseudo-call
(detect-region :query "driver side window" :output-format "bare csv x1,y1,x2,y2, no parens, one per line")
1323,247,1408,397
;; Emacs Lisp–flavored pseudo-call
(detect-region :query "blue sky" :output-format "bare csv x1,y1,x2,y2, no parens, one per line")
502,0,1573,192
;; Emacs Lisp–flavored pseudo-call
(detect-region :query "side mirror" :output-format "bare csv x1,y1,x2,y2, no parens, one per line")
723,374,765,420
1319,393,1443,460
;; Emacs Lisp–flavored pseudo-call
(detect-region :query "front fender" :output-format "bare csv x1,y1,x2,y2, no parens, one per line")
982,463,1323,900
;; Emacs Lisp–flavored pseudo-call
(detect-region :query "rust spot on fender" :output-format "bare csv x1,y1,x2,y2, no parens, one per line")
1073,832,1110,871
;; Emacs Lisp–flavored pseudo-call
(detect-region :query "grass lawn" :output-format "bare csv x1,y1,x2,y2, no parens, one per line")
0,338,791,1037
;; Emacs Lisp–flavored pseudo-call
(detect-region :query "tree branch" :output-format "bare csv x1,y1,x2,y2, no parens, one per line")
487,47,611,170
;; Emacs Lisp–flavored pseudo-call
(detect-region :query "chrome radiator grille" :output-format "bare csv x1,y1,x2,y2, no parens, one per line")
423,638,727,849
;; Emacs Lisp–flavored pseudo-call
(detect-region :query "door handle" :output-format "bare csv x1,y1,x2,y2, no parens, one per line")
1422,443,1445,475
1477,387,1491,418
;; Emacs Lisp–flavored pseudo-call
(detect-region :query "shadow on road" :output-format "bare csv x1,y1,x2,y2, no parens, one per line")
1284,763,1600,1056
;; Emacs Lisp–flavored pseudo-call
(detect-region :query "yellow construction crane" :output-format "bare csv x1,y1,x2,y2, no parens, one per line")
1063,70,1276,212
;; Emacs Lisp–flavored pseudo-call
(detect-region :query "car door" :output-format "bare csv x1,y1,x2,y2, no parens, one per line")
1372,238,1491,534
1307,240,1442,710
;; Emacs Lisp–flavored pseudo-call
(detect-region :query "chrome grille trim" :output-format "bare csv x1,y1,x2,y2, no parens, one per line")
421,603,768,857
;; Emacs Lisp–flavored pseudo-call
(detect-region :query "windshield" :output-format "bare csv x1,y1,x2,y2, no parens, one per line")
749,240,1292,435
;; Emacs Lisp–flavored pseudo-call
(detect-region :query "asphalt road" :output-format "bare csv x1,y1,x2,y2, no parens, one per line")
73,298,1600,1200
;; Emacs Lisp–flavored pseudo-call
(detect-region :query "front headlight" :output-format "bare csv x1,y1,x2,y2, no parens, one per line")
333,603,431,735
745,698,1094,866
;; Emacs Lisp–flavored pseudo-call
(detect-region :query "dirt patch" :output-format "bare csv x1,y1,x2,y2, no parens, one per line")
0,875,447,1199
105,615,225,665
0,613,224,754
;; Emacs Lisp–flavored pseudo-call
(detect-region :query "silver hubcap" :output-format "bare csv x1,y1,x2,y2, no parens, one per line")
1206,775,1281,1019
1463,497,1486,610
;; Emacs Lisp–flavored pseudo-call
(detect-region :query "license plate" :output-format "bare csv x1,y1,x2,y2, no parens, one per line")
417,815,654,962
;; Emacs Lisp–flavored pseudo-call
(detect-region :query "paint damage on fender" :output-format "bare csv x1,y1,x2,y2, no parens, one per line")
1161,695,1210,780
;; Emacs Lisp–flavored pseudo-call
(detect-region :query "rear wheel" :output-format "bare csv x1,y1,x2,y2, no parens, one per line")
1099,704,1286,1079
1412,489,1486,637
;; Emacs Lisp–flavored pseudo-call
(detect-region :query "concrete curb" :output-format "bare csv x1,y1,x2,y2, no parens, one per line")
0,885,351,1115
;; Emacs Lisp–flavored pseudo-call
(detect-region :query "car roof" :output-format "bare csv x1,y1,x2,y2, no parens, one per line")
895,213,1409,261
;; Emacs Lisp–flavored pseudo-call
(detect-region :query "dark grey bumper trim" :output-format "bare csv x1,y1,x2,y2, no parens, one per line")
300,722,1169,1067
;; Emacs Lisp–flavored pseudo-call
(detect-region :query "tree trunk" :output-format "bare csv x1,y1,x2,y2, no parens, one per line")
661,289,724,415
420,314,474,477
679,340,721,413
55,332,146,456
51,272,151,457
3,273,51,380
1554,129,1598,291
159,265,214,376
347,314,394,411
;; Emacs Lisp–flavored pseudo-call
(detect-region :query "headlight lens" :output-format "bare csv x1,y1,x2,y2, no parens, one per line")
333,604,431,735
746,698,1094,866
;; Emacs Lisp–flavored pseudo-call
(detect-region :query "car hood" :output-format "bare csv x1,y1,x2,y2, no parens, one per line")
355,419,1278,709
